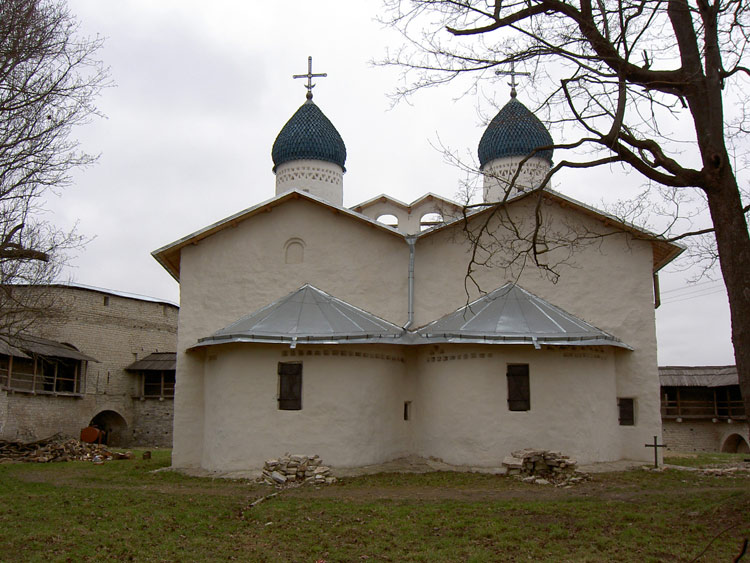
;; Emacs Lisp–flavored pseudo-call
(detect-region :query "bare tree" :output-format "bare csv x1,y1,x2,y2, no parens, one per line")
381,0,750,417
0,0,106,337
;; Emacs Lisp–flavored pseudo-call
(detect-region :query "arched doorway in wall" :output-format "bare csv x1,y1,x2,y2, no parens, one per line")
89,410,128,447
720,433,750,453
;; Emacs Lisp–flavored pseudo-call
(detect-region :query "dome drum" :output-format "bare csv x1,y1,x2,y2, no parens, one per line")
275,159,344,206
482,156,552,202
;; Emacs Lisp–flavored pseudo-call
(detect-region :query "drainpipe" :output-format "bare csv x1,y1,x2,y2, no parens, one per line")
403,236,416,330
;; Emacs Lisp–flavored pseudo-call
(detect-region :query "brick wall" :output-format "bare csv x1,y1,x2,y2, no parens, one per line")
0,285,177,446
663,419,750,452
131,399,174,447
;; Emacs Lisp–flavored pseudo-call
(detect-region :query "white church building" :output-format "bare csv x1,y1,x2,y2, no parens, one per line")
153,64,682,473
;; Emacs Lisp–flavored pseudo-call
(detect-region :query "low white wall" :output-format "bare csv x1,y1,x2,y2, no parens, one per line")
412,344,625,465
200,344,412,471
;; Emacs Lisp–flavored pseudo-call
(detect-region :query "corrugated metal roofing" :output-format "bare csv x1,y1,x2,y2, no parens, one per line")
126,352,176,371
417,283,630,348
192,284,404,348
0,334,99,362
659,365,738,387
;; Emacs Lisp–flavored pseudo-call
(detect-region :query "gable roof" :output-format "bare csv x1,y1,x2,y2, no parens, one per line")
416,189,684,272
191,284,405,349
152,190,402,281
153,187,683,284
659,365,738,387
416,283,631,349
351,192,462,215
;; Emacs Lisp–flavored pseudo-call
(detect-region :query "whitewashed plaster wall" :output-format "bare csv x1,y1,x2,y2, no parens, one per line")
356,199,457,235
172,194,664,469
199,344,413,471
412,344,620,465
173,198,410,468
414,198,661,462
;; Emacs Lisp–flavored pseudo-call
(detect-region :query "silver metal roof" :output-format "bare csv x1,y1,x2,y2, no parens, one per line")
417,283,631,349
192,284,405,348
659,365,738,387
192,283,630,351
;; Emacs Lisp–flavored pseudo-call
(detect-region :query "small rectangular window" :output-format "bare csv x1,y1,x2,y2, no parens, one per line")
404,401,411,421
507,364,530,411
278,362,302,410
618,398,635,426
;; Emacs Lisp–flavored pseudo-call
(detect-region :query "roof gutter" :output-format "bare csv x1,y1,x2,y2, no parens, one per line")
402,235,417,330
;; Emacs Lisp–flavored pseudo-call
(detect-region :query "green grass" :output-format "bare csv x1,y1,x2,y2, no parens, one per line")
664,451,749,467
0,450,747,562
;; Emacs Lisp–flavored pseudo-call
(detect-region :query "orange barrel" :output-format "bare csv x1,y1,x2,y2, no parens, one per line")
80,426,101,443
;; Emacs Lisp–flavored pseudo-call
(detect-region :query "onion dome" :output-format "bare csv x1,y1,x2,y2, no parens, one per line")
271,99,347,172
478,97,554,168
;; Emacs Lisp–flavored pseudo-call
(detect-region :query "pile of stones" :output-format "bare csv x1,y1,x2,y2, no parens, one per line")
503,448,585,486
261,454,336,486
699,465,750,477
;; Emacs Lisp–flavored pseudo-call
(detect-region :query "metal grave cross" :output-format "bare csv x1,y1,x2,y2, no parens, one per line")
495,61,530,98
293,56,327,100
645,435,667,468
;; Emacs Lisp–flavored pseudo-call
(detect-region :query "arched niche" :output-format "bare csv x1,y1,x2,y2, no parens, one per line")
284,238,305,264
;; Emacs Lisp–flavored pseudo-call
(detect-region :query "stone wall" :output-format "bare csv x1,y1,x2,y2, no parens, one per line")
131,398,174,447
0,284,177,446
663,419,750,452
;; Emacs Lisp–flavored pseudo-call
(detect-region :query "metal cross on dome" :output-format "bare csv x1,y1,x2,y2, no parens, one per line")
293,56,327,100
495,61,530,98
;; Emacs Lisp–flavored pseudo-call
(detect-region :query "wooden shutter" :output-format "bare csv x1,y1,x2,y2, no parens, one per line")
278,362,302,410
507,364,530,411
618,398,634,425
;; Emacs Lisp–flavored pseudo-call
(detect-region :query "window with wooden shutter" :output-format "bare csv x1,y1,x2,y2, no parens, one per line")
507,364,530,411
278,362,302,410
618,398,635,425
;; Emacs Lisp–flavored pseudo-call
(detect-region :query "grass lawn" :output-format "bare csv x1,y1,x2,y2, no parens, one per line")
0,449,748,562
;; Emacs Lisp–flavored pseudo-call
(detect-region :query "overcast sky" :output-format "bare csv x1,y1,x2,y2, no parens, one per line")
54,0,735,367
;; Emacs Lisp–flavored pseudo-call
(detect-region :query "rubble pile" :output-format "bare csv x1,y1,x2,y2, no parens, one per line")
699,465,750,477
0,435,132,463
261,454,336,486
503,448,586,486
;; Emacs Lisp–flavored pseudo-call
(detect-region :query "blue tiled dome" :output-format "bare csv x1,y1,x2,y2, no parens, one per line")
272,99,347,172
478,98,553,167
